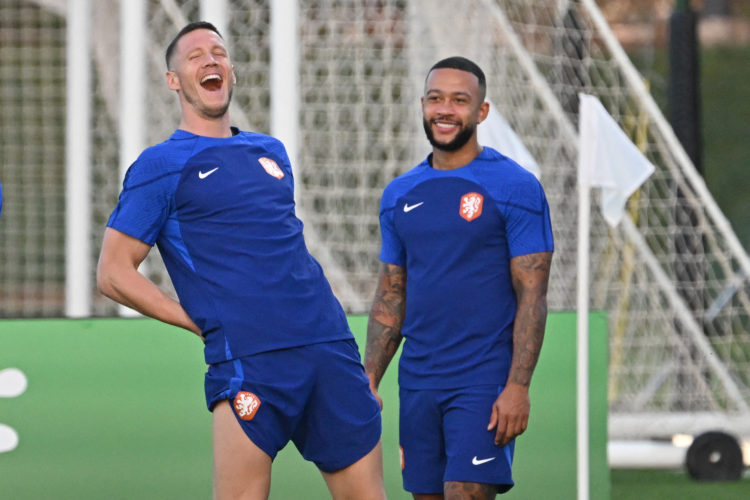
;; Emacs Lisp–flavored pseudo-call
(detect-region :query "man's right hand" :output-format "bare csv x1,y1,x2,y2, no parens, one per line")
368,377,384,410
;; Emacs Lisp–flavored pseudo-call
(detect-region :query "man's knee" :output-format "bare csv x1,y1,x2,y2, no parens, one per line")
444,481,498,500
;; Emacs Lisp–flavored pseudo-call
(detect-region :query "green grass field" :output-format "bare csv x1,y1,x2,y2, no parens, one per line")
612,469,750,500
1,315,748,498
1,314,610,499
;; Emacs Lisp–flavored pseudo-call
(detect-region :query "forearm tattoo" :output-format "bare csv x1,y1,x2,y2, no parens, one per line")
509,252,552,387
365,264,406,385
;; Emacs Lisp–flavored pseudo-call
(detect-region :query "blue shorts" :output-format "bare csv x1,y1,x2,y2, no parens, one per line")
205,339,382,473
399,385,514,494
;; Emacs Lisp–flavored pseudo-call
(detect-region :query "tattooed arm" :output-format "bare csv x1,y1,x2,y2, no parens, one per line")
488,251,553,446
364,262,407,409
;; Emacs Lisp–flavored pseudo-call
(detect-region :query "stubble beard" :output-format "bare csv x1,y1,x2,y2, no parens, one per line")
182,84,233,120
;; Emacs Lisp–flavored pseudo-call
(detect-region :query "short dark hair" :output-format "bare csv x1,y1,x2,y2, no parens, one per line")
165,21,223,70
427,56,487,101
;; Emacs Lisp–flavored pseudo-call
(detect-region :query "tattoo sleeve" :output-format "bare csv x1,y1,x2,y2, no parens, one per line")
507,251,553,387
364,262,406,387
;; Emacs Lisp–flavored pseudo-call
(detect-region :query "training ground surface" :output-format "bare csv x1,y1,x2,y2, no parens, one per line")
0,313,608,499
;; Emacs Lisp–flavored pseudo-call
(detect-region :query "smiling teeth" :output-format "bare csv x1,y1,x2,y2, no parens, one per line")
201,74,222,83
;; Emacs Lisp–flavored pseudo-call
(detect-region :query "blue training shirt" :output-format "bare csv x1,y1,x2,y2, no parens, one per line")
379,147,554,390
108,128,352,364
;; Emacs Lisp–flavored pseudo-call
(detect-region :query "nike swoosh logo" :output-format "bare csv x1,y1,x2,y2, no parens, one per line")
198,167,219,179
403,202,424,212
472,456,496,466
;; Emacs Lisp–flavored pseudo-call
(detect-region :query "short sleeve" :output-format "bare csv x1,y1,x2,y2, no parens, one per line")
503,178,554,257
378,186,406,266
106,157,178,245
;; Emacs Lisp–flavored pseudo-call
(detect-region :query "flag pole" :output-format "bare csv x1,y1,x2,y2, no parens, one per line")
576,127,591,500
576,91,657,500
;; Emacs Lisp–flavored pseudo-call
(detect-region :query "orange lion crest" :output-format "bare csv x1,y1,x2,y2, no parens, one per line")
459,192,484,221
258,157,284,179
233,391,261,421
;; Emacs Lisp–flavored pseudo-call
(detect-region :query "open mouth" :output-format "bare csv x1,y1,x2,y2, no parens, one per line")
200,73,223,91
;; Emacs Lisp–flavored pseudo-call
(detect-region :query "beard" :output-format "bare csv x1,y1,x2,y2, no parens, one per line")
422,117,476,152
182,83,233,120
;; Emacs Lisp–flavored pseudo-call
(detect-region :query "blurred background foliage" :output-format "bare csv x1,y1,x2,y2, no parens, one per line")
602,0,750,248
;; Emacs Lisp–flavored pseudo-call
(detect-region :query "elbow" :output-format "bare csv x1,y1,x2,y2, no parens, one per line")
96,262,116,300
96,272,111,299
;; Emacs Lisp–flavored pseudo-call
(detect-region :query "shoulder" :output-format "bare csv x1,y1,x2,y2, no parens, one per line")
381,161,429,210
474,147,546,202
122,138,186,191
236,130,279,143
233,131,292,169
477,147,537,183
235,130,287,152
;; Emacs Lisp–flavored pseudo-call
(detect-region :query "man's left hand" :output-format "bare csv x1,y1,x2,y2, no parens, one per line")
487,382,530,446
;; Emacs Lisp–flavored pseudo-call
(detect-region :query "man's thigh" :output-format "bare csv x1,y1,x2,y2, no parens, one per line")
205,341,380,471
442,386,514,493
205,351,311,461
399,388,445,495
320,440,387,500
400,386,515,495
291,339,382,473
212,400,272,500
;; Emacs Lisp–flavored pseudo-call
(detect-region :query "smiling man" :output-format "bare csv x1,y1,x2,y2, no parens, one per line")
365,57,554,499
97,22,386,500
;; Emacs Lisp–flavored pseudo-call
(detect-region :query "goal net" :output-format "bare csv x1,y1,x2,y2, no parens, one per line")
1,0,749,442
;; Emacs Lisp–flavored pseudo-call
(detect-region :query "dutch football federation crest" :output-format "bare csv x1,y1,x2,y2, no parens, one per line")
258,157,284,179
233,391,261,421
460,192,484,221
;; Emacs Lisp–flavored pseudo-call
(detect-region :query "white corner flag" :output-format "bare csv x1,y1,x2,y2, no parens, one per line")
578,93,655,227
478,101,541,178
575,93,655,500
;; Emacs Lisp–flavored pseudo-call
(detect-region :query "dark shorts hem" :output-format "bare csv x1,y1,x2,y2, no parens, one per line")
316,427,381,474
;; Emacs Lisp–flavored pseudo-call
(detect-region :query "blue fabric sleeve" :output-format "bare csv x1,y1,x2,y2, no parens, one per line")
378,185,406,266
107,157,178,245
502,178,554,257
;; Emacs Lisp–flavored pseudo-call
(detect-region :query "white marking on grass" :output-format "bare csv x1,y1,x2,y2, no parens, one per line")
0,368,27,398
0,367,27,453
